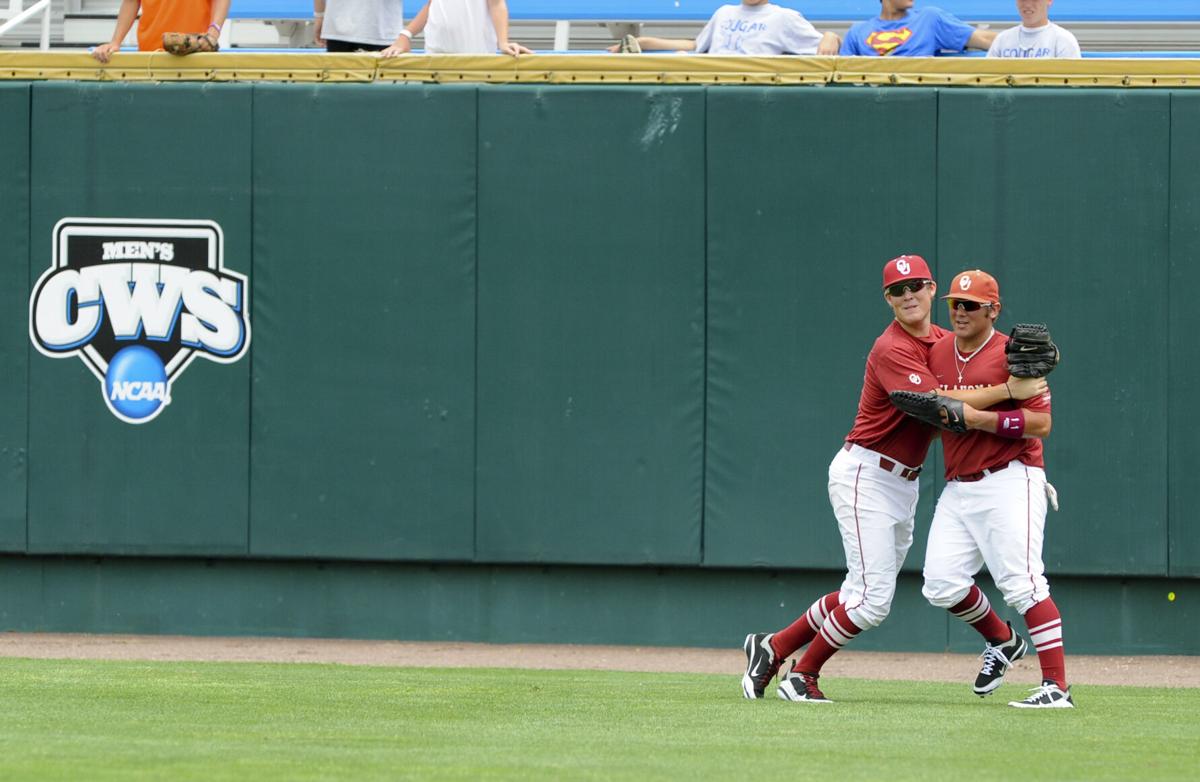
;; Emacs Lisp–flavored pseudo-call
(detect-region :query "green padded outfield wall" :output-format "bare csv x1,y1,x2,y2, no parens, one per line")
1170,92,1200,578
0,84,29,553
1,82,1197,653
475,87,705,565
704,88,941,571
26,83,252,556
938,90,1171,576
1,556,1193,654
248,84,475,561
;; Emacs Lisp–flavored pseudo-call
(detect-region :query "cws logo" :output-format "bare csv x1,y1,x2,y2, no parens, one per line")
28,218,250,424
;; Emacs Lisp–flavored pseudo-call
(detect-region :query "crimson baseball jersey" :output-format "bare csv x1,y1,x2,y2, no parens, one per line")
928,331,1051,478
845,320,950,468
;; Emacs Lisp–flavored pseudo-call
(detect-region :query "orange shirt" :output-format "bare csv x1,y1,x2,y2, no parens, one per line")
137,0,214,52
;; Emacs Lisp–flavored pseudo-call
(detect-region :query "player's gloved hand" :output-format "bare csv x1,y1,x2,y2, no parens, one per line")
1045,482,1059,512
1007,324,1059,378
889,390,968,433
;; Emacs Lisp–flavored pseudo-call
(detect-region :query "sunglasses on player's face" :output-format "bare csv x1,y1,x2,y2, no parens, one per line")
946,299,991,312
885,280,929,298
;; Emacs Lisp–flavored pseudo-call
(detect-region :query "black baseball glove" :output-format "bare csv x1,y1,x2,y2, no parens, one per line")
1006,323,1059,378
889,390,968,433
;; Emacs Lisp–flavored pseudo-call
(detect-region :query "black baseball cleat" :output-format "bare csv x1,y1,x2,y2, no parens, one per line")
974,621,1028,696
1008,680,1075,709
777,669,833,704
741,632,782,699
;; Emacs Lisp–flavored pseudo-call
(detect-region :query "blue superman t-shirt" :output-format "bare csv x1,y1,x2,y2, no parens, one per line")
840,7,974,56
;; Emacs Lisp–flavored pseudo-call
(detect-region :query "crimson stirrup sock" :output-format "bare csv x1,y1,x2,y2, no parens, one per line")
949,585,1011,644
794,604,863,673
771,591,840,658
1024,598,1067,689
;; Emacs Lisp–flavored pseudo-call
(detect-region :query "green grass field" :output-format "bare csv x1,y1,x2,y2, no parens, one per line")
1,658,1196,781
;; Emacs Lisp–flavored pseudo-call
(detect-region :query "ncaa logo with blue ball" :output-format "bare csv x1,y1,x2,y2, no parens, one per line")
28,218,251,424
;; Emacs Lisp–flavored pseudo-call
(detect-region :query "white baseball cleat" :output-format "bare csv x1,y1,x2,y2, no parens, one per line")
777,670,833,704
1008,680,1075,709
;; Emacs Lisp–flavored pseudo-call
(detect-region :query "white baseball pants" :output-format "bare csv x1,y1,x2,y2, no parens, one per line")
828,444,921,630
922,461,1051,615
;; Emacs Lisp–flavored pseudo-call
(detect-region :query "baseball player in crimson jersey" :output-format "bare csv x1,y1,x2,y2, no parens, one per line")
921,269,1072,708
741,256,1047,703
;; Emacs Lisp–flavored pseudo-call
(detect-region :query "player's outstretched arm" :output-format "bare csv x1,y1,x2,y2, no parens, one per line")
968,408,1051,439
890,391,1050,439
939,375,1047,409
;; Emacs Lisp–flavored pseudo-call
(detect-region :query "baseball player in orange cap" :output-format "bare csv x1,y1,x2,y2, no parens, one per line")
920,269,1071,708
741,257,1046,703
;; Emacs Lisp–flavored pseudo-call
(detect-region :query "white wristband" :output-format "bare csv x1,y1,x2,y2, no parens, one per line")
313,11,324,18
399,29,413,39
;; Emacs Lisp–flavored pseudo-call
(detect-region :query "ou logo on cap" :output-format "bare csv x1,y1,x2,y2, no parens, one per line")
896,258,911,275
959,275,972,291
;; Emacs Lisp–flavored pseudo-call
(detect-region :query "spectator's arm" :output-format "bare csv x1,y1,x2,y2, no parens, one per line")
816,31,840,55
92,0,139,62
382,0,429,57
314,0,325,46
487,0,532,55
207,0,230,44
210,0,230,31
628,36,697,52
967,28,997,50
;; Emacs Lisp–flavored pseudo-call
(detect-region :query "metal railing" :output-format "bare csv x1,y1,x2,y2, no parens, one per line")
0,0,52,50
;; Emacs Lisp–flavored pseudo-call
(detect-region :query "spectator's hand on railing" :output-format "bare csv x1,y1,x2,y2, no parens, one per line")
817,32,841,56
92,42,121,63
380,36,412,57
499,40,532,56
314,17,325,48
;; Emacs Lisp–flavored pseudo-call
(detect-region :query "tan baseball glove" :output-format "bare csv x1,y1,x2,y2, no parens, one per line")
163,32,219,56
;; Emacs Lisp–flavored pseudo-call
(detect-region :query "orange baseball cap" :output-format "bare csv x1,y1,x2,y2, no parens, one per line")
942,269,1000,305
882,254,932,288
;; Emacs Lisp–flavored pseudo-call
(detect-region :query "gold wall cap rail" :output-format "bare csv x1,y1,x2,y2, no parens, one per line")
0,52,1196,87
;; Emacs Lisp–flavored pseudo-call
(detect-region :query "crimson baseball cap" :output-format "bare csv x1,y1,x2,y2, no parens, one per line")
942,269,1000,304
882,254,932,288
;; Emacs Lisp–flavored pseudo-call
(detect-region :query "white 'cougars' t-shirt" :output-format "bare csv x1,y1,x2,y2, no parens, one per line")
426,0,498,54
695,3,823,55
987,23,1081,58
